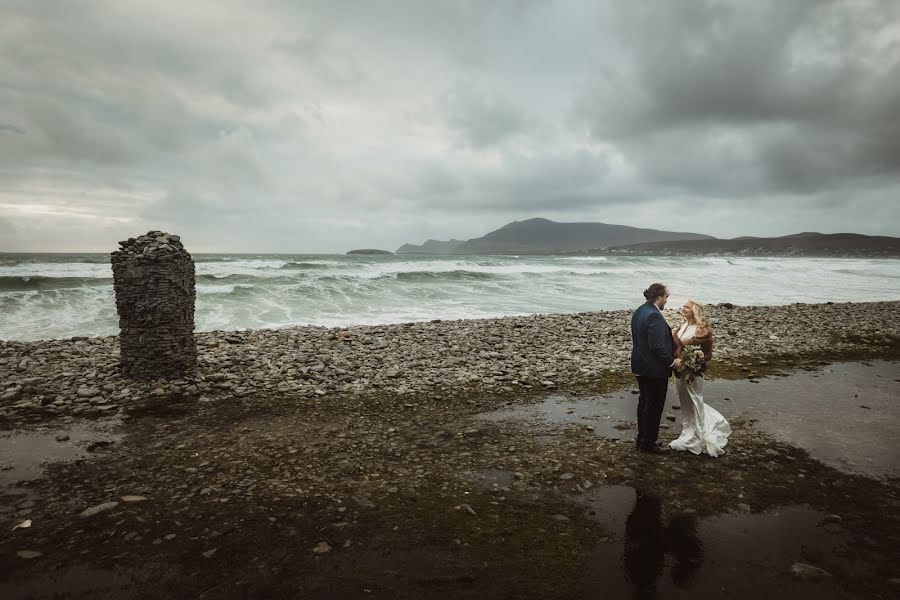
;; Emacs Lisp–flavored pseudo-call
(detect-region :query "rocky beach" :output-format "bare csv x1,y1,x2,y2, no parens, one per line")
2,301,899,598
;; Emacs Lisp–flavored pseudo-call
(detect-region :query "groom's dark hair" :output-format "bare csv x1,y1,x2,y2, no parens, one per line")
643,283,668,302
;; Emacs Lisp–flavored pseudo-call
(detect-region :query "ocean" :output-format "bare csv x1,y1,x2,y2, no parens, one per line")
1,253,899,342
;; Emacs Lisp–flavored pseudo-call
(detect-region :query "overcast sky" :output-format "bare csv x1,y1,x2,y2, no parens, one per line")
1,0,899,252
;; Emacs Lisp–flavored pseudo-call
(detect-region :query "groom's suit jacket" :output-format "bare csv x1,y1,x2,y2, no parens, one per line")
631,301,676,379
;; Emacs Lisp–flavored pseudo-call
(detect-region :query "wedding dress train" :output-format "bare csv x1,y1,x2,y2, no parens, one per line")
669,323,731,457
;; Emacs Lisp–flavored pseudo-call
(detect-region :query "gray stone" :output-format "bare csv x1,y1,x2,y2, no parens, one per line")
313,541,332,554
790,562,832,579
79,501,119,518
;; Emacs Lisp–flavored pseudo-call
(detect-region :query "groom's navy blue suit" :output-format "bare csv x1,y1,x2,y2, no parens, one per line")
631,301,676,449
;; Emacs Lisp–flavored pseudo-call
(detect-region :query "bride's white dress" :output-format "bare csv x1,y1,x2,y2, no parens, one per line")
669,323,731,457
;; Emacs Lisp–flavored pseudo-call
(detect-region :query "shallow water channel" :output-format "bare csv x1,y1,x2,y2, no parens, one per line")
481,360,900,478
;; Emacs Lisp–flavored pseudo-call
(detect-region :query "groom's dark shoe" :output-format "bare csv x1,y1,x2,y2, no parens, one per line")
639,443,670,454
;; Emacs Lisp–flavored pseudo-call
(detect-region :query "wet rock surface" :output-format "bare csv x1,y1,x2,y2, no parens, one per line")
0,364,897,597
0,302,898,598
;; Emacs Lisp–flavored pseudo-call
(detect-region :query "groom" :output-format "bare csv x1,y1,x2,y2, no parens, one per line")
631,283,681,453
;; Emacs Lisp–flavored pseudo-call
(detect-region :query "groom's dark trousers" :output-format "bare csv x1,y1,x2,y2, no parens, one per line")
631,301,676,449
635,376,668,448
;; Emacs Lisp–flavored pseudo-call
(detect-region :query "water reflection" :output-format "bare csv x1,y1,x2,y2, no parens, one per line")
624,490,702,599
583,486,849,598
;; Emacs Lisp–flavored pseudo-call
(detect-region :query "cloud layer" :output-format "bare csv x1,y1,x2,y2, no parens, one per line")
1,0,899,251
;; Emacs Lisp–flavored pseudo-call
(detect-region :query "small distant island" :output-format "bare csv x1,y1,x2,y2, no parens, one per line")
346,249,393,255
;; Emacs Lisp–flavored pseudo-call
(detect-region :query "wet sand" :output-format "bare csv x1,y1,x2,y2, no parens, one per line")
1,358,899,598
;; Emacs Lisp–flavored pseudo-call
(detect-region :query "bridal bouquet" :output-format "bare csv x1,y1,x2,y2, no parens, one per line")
680,344,708,382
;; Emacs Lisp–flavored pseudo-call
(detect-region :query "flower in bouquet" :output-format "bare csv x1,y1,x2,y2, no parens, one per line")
680,344,708,382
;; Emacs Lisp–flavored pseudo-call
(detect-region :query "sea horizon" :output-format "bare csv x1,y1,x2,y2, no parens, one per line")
2,252,900,342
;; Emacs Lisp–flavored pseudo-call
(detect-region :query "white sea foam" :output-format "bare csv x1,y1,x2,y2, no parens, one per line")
1,254,898,340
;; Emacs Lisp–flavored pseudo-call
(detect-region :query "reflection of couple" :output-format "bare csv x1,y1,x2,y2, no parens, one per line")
630,283,731,455
624,490,703,599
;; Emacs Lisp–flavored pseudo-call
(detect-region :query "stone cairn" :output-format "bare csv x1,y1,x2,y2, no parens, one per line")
111,231,197,379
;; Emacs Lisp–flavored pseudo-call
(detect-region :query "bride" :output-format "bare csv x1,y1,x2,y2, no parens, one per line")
669,300,731,457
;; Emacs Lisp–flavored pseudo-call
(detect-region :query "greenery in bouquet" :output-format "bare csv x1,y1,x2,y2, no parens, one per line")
680,344,708,382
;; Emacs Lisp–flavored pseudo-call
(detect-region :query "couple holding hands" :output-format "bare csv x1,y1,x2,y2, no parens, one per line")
631,283,731,456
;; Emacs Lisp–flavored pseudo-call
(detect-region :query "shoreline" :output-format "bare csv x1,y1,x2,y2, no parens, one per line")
2,300,899,422
1,301,899,597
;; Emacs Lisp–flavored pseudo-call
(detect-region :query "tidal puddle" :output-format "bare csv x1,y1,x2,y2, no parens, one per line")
469,468,516,490
480,360,900,478
581,486,854,599
0,419,122,487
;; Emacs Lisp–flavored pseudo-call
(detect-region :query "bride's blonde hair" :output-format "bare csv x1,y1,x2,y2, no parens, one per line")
686,299,712,336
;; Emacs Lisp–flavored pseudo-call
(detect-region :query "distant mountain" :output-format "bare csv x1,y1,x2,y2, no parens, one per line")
608,233,900,257
449,218,714,255
396,239,465,254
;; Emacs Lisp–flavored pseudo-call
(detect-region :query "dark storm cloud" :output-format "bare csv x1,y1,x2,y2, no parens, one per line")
0,0,898,252
575,0,900,196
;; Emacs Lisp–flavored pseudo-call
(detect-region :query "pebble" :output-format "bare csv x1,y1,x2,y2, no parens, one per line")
79,502,119,518
0,302,896,418
12,519,32,531
313,541,332,554
790,562,832,579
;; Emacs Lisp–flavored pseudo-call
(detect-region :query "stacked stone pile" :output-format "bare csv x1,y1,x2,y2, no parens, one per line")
111,231,197,379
